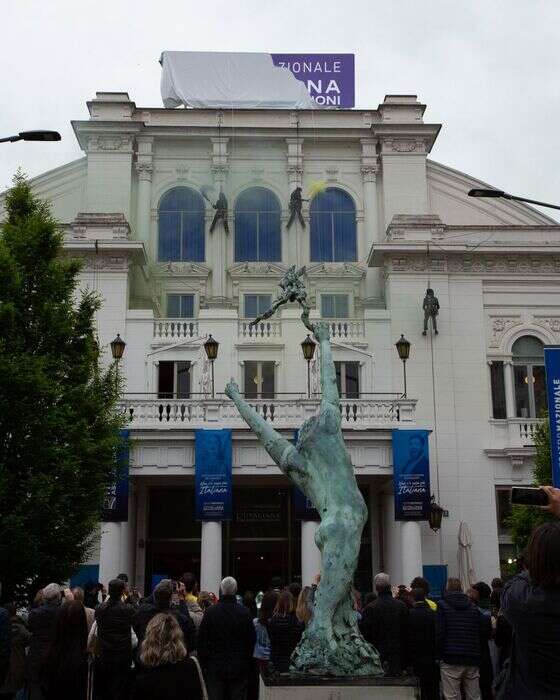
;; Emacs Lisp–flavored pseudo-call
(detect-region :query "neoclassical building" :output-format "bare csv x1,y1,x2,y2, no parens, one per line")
4,91,559,595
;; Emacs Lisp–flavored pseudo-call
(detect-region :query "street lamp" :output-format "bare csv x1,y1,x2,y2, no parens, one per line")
429,495,444,532
395,334,411,398
0,130,61,144
468,188,560,212
203,334,220,399
110,334,126,392
301,334,316,398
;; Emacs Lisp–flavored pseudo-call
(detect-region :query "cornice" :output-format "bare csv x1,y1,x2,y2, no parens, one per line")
228,261,288,279
306,262,366,279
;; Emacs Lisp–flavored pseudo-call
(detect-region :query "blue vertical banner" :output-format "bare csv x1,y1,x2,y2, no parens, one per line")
101,429,130,522
293,487,321,521
543,346,560,487
392,429,431,521
422,565,448,600
195,429,232,520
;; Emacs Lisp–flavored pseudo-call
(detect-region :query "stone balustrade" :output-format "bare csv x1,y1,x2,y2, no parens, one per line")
323,318,366,339
153,318,199,341
238,318,282,340
120,396,416,430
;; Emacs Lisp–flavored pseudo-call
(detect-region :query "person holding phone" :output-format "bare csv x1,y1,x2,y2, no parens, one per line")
498,486,560,699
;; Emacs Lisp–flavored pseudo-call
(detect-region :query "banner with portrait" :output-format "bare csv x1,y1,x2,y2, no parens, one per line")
392,429,431,521
195,429,232,520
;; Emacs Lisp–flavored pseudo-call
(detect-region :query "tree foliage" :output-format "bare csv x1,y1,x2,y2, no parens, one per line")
0,174,123,599
508,415,554,552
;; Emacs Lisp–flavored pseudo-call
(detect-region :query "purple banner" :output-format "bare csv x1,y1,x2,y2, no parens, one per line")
271,54,355,108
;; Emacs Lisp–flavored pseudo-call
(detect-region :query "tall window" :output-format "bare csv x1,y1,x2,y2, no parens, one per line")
167,294,195,318
321,294,349,318
158,187,205,262
235,187,281,262
335,361,360,399
158,361,191,399
310,187,357,262
489,361,507,419
244,361,275,399
244,294,272,318
512,336,546,418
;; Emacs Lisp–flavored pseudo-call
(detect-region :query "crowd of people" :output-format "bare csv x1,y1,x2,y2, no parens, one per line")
0,486,559,700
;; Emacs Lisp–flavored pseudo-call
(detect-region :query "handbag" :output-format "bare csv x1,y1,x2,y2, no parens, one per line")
190,655,209,700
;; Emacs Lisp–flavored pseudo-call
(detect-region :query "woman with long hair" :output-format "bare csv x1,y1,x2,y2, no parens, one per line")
131,613,205,700
43,600,88,700
295,587,313,626
267,591,304,673
253,590,278,671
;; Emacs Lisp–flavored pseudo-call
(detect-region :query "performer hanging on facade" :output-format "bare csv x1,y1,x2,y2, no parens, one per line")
248,265,311,329
423,288,440,335
286,187,307,229
209,190,229,234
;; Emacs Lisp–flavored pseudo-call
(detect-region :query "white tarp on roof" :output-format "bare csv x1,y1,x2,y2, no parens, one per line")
160,51,317,109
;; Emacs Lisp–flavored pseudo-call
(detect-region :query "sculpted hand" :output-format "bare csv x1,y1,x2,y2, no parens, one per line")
313,322,330,343
225,378,240,400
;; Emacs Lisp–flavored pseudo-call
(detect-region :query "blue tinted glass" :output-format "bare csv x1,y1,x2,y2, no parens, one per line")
235,211,258,261
310,188,356,263
182,213,205,262
259,211,281,261
167,294,181,317
244,295,258,318
321,295,335,317
180,295,194,318
333,212,357,261
310,212,333,261
158,212,181,261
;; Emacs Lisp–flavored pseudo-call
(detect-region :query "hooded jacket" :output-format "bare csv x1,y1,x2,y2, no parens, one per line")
437,591,489,667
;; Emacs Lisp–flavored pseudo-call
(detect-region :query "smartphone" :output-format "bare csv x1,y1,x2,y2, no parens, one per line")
511,486,549,507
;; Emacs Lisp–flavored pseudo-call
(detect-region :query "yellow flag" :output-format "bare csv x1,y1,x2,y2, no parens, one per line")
308,181,328,199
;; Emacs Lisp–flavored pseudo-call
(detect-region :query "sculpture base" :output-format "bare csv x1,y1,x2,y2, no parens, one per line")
260,673,419,699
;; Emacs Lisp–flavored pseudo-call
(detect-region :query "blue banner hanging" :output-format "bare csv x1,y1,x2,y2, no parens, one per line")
101,429,130,522
195,429,232,520
544,345,560,487
392,429,431,521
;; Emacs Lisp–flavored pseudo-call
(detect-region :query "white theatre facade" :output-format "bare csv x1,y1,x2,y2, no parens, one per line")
6,91,560,595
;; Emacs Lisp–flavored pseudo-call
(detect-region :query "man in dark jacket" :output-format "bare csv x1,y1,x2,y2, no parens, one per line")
133,578,197,654
408,587,439,700
26,583,61,700
359,572,409,675
437,578,490,700
198,576,256,700
95,578,135,700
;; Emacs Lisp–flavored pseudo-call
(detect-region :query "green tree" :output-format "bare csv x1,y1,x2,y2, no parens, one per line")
508,414,554,553
0,174,124,599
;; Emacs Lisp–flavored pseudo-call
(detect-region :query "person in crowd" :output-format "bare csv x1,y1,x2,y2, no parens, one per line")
0,603,30,698
472,582,491,611
492,591,512,674
499,485,560,699
269,577,283,594
0,605,10,692
359,572,409,676
466,588,493,700
295,587,313,626
72,587,95,631
83,582,99,610
133,579,196,654
131,613,204,700
363,591,377,608
253,591,278,673
26,583,61,700
407,587,439,700
437,577,491,700
243,591,257,620
180,574,204,629
288,582,301,602
197,576,256,700
491,578,504,594
411,576,437,611
43,600,88,700
267,591,304,673
197,592,214,613
94,578,135,700
396,585,413,609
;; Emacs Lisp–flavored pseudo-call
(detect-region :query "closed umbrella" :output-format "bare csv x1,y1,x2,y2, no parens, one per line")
458,521,476,591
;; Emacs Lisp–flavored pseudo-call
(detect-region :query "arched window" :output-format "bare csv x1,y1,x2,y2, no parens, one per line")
310,187,357,262
234,187,281,262
512,335,546,418
158,187,205,262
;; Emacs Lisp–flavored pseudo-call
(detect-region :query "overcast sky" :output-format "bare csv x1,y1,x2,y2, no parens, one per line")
2,0,559,217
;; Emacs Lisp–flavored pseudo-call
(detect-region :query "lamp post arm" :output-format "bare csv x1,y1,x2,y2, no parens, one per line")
505,194,560,212
0,135,21,144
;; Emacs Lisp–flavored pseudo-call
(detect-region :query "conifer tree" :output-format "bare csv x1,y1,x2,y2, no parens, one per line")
0,174,123,599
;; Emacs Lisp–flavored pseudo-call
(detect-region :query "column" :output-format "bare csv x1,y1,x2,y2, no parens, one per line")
200,521,222,595
369,487,381,578
504,361,515,419
135,163,153,245
301,520,322,586
210,136,229,303
286,135,304,267
98,523,123,585
361,139,381,301
382,494,402,582
135,484,148,595
401,521,423,585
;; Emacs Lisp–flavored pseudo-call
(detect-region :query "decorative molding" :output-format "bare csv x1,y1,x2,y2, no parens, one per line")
532,316,560,337
360,166,378,183
325,168,339,182
135,163,153,181
488,316,524,349
306,262,366,280
87,135,133,152
151,261,211,279
228,262,288,280
66,213,131,241
388,254,560,275
65,252,132,272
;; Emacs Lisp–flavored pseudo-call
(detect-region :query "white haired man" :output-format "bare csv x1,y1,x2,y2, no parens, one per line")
198,577,256,700
27,583,61,699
